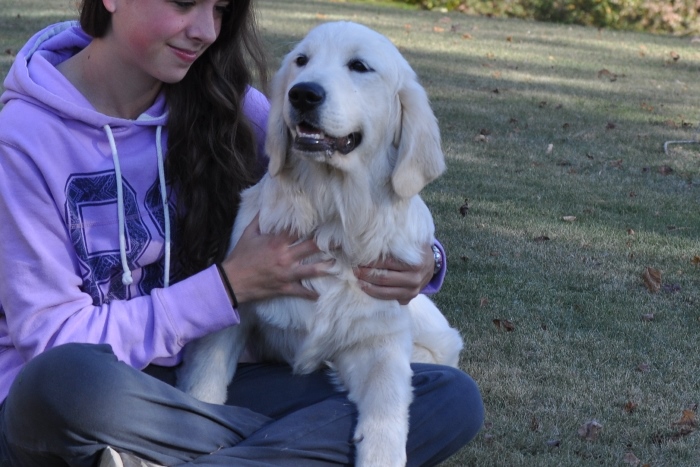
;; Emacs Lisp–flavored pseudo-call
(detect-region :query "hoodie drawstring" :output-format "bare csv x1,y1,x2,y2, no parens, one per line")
103,124,171,288
155,126,172,288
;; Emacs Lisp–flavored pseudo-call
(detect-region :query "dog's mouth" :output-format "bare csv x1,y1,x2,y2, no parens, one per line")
293,122,362,156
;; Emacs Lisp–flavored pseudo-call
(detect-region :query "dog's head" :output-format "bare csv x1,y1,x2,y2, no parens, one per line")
266,21,445,198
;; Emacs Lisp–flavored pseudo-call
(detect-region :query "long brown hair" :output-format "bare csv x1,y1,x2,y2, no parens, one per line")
80,0,269,279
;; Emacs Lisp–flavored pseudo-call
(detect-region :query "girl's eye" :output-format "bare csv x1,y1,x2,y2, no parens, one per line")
295,55,309,67
215,1,232,14
173,1,195,9
348,59,372,73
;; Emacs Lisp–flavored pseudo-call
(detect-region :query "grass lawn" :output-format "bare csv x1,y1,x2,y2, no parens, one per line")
2,0,699,465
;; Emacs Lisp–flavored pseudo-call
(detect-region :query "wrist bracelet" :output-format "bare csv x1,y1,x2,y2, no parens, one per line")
216,263,239,309
431,244,443,276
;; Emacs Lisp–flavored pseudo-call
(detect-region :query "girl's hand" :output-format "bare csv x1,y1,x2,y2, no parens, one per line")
221,216,333,304
354,244,435,305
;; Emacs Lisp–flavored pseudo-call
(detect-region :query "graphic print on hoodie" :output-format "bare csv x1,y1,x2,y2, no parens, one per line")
65,171,177,304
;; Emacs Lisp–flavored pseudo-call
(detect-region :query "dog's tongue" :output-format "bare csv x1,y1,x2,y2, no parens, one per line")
294,124,360,155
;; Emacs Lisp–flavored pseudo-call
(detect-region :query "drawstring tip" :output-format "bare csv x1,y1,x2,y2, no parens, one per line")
122,272,133,286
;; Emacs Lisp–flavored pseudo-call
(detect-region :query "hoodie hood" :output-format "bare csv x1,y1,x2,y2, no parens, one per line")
2,21,168,128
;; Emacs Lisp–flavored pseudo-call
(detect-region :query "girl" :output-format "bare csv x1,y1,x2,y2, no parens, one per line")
0,0,483,465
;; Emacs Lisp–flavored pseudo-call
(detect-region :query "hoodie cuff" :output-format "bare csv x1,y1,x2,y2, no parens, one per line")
421,240,446,295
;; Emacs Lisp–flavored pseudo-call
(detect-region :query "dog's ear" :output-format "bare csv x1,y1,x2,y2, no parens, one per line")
265,62,291,177
391,74,446,198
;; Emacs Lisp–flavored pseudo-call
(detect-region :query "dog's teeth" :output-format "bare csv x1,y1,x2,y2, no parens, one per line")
296,125,324,139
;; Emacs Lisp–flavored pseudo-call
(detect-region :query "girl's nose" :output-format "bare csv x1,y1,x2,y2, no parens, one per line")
187,7,219,45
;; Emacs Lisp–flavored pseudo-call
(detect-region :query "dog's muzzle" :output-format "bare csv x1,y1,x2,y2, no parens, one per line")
294,123,362,155
288,82,362,155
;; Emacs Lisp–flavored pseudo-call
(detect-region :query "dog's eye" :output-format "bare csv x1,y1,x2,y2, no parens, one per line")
348,59,372,73
295,55,309,67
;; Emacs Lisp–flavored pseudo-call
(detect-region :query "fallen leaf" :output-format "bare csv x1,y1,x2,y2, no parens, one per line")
546,438,561,448
672,409,698,428
623,452,641,466
598,68,618,81
610,159,623,168
606,122,617,130
578,420,603,441
459,199,470,217
658,165,673,175
670,51,680,61
692,255,700,266
530,416,540,431
627,229,635,236
493,318,515,331
462,33,473,40
433,26,445,33
642,267,661,293
636,363,651,372
534,235,550,243
479,297,489,307
624,401,639,414
641,313,654,322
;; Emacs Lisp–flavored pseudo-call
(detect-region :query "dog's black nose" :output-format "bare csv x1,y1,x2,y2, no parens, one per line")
288,82,325,112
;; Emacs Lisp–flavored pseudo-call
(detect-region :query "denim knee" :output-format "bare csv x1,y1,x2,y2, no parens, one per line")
408,364,484,466
4,343,126,445
437,366,485,444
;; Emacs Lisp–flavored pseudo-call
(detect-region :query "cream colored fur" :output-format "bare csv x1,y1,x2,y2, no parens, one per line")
177,21,463,467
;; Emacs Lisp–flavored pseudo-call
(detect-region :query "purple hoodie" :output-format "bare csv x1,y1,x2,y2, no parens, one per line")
0,22,270,402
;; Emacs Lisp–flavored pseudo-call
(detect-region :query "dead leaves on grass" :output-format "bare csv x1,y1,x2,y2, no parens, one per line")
622,452,640,465
641,266,662,293
492,318,515,332
578,419,603,441
651,406,699,445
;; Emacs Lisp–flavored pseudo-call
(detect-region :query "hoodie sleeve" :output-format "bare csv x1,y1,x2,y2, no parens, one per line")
0,137,238,369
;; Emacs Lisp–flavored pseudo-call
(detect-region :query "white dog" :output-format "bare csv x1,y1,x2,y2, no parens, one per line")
177,21,463,467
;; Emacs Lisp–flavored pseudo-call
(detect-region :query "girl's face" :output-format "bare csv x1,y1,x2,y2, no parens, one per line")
105,0,232,84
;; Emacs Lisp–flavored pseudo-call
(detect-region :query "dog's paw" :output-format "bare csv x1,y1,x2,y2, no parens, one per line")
353,424,407,467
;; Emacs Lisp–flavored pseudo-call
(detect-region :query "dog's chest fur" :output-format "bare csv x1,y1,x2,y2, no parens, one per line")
236,159,429,372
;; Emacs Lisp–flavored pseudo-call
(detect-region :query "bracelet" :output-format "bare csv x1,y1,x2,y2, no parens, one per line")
431,244,443,276
216,263,239,309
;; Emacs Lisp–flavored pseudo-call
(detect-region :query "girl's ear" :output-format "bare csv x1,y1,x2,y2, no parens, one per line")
102,0,116,13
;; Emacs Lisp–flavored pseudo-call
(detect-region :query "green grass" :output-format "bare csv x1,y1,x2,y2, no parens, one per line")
2,0,699,465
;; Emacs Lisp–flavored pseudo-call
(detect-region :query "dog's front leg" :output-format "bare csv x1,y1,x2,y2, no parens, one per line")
177,318,252,404
334,331,414,467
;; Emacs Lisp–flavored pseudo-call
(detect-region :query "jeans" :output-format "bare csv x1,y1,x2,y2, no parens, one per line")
0,343,483,466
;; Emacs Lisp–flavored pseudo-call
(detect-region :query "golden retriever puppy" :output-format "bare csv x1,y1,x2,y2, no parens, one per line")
178,21,463,467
